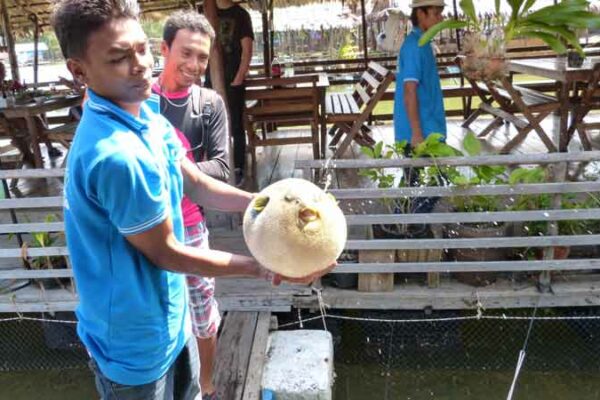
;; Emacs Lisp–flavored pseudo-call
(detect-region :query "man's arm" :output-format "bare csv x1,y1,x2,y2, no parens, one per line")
126,215,264,278
404,81,423,146
231,37,253,86
182,156,252,212
196,93,230,181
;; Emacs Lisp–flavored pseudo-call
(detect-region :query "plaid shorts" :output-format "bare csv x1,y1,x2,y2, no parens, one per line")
184,221,221,339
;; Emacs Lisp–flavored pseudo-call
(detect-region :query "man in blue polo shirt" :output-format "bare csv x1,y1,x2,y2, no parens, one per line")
394,0,446,146
52,1,318,398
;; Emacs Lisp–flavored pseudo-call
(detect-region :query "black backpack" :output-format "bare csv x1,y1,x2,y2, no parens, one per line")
188,86,217,163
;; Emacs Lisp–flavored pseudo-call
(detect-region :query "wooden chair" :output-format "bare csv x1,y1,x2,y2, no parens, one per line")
244,75,320,179
458,56,560,153
574,62,600,151
325,61,393,158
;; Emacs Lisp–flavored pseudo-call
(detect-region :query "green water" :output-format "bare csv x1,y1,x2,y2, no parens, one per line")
0,369,96,400
3,366,598,399
334,367,600,399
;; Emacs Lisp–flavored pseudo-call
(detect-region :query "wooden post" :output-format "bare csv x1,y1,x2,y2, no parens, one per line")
262,9,270,76
0,0,19,83
357,226,394,292
203,0,234,186
29,13,39,88
360,0,368,68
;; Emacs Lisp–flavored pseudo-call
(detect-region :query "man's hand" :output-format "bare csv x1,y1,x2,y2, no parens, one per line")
230,77,244,87
411,131,424,147
267,262,338,286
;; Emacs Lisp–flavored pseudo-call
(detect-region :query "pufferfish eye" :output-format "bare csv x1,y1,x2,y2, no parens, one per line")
253,196,270,213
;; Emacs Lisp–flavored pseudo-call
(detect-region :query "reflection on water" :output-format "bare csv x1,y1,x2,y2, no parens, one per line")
335,367,600,400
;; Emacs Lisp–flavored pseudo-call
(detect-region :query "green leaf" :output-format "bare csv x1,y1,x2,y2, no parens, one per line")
460,0,478,25
452,175,469,186
418,20,467,46
374,141,384,158
360,146,375,158
463,131,481,157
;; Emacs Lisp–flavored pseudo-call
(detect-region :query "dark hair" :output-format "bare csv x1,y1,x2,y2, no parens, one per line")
410,6,435,26
51,0,140,59
163,10,215,48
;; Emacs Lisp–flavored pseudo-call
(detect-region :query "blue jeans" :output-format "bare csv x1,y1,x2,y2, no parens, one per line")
89,337,201,400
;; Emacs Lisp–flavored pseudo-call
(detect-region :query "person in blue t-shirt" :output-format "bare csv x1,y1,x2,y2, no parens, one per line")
51,1,331,399
394,0,446,147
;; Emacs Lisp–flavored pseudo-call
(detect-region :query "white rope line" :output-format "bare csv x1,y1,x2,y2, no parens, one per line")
313,286,328,331
506,304,538,400
278,312,600,328
0,315,77,324
3,310,600,328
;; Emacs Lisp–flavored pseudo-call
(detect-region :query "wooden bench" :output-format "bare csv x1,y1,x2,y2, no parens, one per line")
325,61,394,158
295,151,600,310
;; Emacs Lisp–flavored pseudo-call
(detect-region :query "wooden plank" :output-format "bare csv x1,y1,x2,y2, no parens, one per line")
346,234,600,250
0,222,65,234
295,151,600,169
215,312,259,400
361,71,380,91
355,84,370,105
0,246,69,257
333,258,600,273
0,197,63,209
368,61,389,77
293,277,600,310
357,249,395,292
480,103,529,129
344,94,360,114
0,269,73,279
0,301,78,313
241,311,272,400
344,209,600,225
0,169,65,179
329,182,600,199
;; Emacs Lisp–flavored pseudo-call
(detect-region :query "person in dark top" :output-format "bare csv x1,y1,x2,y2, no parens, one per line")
205,0,254,187
152,10,229,400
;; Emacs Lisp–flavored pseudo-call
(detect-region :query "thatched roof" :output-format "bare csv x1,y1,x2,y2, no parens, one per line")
2,0,197,36
2,0,349,36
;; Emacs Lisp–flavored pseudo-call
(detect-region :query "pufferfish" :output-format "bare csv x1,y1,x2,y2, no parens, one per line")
243,178,347,279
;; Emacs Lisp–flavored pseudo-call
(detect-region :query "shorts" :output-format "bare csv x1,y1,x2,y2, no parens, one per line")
184,221,221,339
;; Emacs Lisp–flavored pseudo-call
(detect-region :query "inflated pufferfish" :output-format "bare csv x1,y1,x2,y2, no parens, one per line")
243,178,347,279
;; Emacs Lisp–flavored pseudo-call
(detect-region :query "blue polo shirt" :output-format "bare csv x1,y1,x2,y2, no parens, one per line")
394,27,446,143
63,89,191,385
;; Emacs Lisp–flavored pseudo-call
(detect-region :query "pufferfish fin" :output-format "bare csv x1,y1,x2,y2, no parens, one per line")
253,196,270,213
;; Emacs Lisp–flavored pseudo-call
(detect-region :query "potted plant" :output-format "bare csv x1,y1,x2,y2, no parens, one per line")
509,168,600,260
444,132,508,286
419,0,600,80
19,214,71,290
359,135,461,277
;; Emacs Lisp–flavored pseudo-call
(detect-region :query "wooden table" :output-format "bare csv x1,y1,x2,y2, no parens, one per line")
246,72,329,150
508,56,600,151
1,94,82,168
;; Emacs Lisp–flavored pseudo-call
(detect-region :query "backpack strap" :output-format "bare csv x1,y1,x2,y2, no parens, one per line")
190,86,215,162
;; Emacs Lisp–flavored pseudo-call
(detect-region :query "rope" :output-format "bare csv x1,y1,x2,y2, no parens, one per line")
506,304,538,400
278,310,600,329
313,286,329,331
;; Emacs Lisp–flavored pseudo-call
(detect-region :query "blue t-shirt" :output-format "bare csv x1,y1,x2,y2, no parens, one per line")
394,27,446,143
64,89,191,385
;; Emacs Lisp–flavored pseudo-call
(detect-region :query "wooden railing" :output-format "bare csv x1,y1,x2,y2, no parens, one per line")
295,151,600,310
